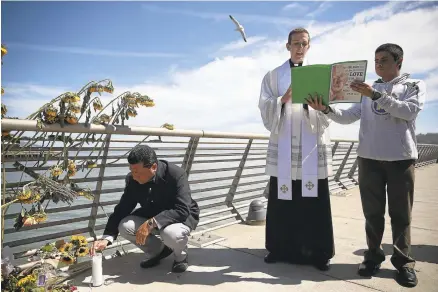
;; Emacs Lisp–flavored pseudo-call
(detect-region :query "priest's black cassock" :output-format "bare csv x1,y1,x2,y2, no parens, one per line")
262,60,335,267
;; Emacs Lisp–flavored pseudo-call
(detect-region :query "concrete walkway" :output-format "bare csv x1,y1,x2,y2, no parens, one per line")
73,164,438,292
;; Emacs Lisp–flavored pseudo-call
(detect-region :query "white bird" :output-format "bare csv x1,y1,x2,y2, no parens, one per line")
229,15,247,42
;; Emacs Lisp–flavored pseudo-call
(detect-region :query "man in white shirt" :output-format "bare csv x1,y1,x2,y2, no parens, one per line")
258,27,335,271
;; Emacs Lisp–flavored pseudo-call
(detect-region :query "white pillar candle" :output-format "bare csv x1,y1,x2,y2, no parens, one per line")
92,253,104,287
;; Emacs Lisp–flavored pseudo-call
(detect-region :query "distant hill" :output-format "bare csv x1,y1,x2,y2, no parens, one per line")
417,133,438,145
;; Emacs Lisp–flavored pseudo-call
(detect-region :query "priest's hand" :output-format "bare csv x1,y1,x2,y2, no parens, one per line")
281,86,292,104
136,219,154,245
350,80,373,97
306,92,327,112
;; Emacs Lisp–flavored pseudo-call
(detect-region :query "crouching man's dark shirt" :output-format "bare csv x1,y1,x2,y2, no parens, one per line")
103,160,200,242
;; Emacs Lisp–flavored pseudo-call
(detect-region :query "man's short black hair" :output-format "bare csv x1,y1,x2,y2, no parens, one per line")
375,43,403,69
127,145,158,168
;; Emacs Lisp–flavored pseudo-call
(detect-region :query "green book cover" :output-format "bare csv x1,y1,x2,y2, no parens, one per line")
291,65,331,105
291,60,368,106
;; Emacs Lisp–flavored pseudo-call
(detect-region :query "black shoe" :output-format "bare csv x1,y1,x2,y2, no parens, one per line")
172,257,188,273
358,260,381,277
264,253,277,264
140,245,173,269
315,259,331,271
396,267,418,287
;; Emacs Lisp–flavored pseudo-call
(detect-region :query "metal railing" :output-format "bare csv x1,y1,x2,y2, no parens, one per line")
1,118,438,261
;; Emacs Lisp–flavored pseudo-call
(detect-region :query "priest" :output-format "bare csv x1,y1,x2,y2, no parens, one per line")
258,27,335,271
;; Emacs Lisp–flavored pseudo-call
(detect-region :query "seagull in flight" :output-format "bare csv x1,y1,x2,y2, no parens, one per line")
229,15,247,42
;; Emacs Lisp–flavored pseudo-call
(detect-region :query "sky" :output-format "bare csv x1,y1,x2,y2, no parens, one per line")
1,1,438,140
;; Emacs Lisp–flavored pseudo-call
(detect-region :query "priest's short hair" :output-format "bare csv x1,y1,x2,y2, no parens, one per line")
288,28,310,44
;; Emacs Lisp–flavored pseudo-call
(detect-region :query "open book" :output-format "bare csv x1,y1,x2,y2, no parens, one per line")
291,60,368,105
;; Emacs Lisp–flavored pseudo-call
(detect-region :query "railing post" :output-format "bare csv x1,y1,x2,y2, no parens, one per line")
348,157,359,184
181,137,199,178
331,141,339,157
334,142,355,189
225,139,253,222
88,134,112,240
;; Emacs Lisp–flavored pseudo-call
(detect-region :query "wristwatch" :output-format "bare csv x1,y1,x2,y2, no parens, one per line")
371,89,382,100
322,106,331,114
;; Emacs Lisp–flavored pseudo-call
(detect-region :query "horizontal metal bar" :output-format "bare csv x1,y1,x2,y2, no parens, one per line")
2,118,366,143
4,214,107,234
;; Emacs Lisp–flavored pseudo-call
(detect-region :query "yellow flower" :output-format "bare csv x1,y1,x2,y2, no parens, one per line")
17,274,36,287
51,165,63,177
126,108,137,117
100,114,111,123
104,85,114,93
44,105,58,117
65,114,79,125
1,44,7,57
69,102,81,114
1,103,7,116
161,123,174,130
76,246,89,257
34,212,47,223
21,192,41,204
143,101,155,107
71,235,87,246
67,160,76,171
92,100,103,111
17,188,32,201
59,242,73,253
60,254,74,265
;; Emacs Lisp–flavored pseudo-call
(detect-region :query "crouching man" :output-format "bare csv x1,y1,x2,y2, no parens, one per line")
90,145,200,273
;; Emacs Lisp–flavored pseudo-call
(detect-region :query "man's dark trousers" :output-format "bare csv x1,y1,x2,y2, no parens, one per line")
358,157,416,269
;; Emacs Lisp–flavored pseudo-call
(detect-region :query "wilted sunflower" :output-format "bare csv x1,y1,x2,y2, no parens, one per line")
44,105,58,117
92,99,103,112
67,168,77,177
20,191,41,204
34,212,47,223
161,123,174,130
43,114,58,124
22,216,37,227
89,85,104,93
1,131,10,138
17,188,32,201
62,92,80,103
1,44,7,57
123,94,136,104
104,84,114,93
65,114,79,125
86,160,97,168
1,103,7,116
137,96,155,107
77,190,94,200
67,160,76,171
99,114,111,123
68,102,81,114
126,108,137,117
50,165,63,177
1,87,4,95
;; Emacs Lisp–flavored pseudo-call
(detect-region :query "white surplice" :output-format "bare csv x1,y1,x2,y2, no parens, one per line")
258,59,333,200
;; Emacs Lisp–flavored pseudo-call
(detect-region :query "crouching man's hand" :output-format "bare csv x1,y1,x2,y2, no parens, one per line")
136,218,156,245
90,239,109,256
